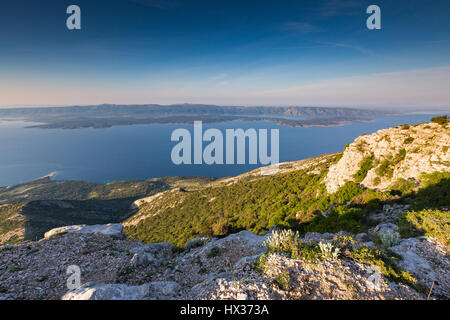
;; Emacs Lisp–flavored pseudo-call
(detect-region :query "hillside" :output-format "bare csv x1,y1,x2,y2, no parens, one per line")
123,120,449,248
325,121,450,193
0,176,216,204
0,176,213,244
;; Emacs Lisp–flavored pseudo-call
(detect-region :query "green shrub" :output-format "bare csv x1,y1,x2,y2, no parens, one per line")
306,206,364,234
185,237,209,251
262,229,326,263
263,229,300,253
393,149,406,164
274,272,291,290
375,150,406,179
373,176,381,186
353,155,375,183
399,209,449,247
404,137,414,144
318,241,340,260
212,218,232,236
389,179,416,196
376,160,393,178
431,115,448,126
332,234,356,250
291,242,323,262
379,231,401,248
412,172,450,209
351,246,424,292
207,246,222,258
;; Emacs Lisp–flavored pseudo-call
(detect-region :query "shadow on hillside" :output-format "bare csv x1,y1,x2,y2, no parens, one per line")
299,177,449,238
22,198,137,241
298,178,449,299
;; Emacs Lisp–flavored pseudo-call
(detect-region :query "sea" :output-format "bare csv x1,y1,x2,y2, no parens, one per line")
0,114,441,186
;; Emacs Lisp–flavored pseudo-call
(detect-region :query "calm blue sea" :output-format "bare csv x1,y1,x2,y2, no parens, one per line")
0,114,439,186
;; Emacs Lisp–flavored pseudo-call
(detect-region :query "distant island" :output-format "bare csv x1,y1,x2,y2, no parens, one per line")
0,104,387,129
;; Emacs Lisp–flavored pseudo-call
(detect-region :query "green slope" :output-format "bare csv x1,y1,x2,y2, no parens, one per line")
124,156,449,246
0,176,214,244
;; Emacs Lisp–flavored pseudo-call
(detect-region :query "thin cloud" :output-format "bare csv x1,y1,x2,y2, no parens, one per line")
314,40,375,56
317,0,363,17
211,73,229,81
248,66,450,107
127,0,180,9
281,22,321,34
218,80,230,86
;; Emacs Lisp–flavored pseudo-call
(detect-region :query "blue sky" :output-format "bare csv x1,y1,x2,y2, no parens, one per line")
1,0,449,107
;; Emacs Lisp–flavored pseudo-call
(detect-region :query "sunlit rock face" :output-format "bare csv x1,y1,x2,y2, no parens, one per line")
325,122,450,193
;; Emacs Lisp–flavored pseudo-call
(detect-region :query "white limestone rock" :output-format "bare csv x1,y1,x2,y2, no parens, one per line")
62,282,151,300
44,223,125,239
62,281,182,300
324,122,450,193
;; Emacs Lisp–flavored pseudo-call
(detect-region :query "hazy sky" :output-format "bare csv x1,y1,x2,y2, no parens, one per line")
1,0,450,108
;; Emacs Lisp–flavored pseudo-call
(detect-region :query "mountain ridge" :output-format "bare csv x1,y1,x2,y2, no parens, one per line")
0,104,385,129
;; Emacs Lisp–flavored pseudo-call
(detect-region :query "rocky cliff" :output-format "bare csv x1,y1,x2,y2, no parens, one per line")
325,122,449,193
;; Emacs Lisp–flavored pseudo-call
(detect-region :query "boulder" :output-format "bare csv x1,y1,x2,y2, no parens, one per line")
130,242,174,255
44,223,125,239
355,233,371,242
130,252,155,267
391,238,434,276
185,237,210,250
206,230,269,254
62,281,182,300
148,281,182,297
62,282,151,300
129,242,174,267
234,254,260,270
391,238,450,298
368,223,398,237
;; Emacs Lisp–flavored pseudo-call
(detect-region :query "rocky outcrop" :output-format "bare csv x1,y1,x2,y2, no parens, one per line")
1,224,448,300
62,281,182,300
129,242,174,267
62,282,152,300
391,238,450,299
368,223,399,237
0,231,141,300
325,122,449,193
44,223,125,239
191,253,421,300
130,190,175,209
369,204,411,223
